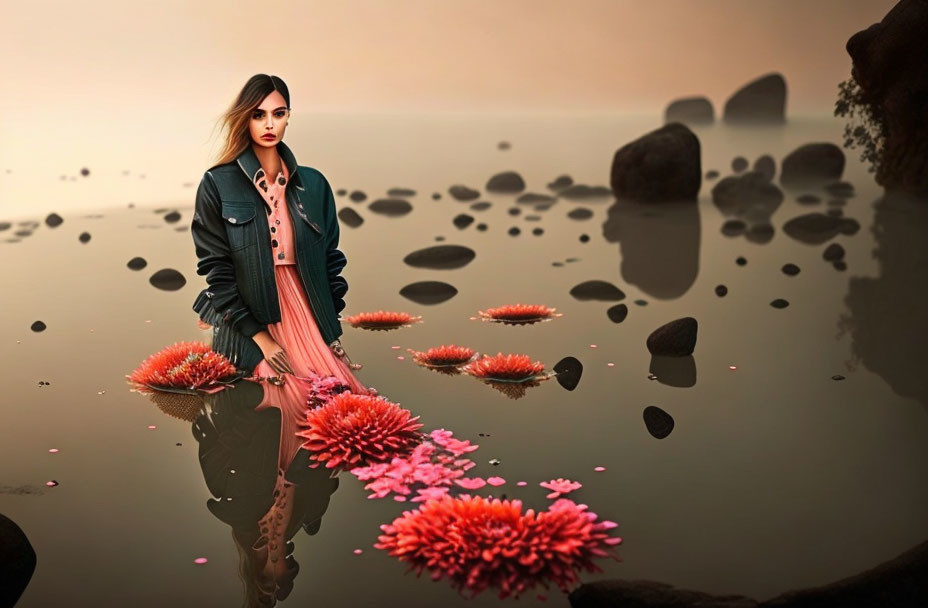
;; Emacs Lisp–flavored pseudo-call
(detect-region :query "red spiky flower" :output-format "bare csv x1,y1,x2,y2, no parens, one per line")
345,310,423,330
374,494,622,599
477,303,560,323
126,341,237,394
461,352,546,382
297,392,424,470
407,344,476,367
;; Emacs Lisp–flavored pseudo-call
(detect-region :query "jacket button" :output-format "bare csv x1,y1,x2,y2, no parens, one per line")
278,252,285,260
228,217,237,224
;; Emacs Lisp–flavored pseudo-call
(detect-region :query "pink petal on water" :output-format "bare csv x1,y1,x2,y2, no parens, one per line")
147,425,157,430
593,466,606,472
48,448,59,454
486,476,506,486
729,365,738,370
393,495,407,502
589,344,597,348
193,557,208,564
606,362,614,367
391,346,401,350
45,480,58,487
516,481,527,487
454,477,487,490
397,356,405,360
353,549,363,555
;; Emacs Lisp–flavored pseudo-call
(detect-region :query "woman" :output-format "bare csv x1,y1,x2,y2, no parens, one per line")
191,74,373,465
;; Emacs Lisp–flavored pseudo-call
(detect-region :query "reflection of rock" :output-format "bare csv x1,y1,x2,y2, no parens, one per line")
649,355,696,388
558,184,614,200
723,72,787,124
646,317,698,356
840,191,928,407
783,213,860,245
569,538,928,608
603,199,700,299
569,280,625,301
610,123,701,202
664,96,714,125
711,171,783,243
0,513,36,607
780,143,845,189
753,155,777,181
846,0,928,197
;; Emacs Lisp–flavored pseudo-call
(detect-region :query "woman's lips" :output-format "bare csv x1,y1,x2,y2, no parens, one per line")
262,134,276,139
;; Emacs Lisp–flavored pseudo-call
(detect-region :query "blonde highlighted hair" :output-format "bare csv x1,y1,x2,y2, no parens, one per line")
210,74,291,168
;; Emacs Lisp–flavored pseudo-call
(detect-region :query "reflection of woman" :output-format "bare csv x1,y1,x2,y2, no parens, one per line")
191,73,371,397
195,380,340,607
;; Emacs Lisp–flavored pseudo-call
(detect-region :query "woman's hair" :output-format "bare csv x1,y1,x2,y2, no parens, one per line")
211,74,291,167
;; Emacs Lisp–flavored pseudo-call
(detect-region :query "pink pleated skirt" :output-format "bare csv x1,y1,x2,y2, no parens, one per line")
251,263,370,470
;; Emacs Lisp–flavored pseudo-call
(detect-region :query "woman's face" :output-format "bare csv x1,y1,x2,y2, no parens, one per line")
249,90,290,148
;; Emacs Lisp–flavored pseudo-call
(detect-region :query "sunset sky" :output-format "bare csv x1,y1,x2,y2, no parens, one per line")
0,0,896,216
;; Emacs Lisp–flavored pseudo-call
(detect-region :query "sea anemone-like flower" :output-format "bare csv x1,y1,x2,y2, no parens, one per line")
374,494,622,599
539,478,582,499
305,372,353,409
477,303,561,324
461,353,546,382
297,392,424,470
126,341,238,395
345,310,423,330
407,344,476,367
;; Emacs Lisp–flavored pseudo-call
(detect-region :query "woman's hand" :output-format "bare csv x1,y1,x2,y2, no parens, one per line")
329,339,362,370
254,331,294,375
196,319,212,330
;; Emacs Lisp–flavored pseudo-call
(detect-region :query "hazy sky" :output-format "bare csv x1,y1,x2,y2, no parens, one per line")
0,0,896,215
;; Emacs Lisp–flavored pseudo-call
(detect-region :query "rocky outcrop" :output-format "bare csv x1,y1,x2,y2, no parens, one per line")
780,143,846,189
0,513,36,607
664,97,715,125
723,73,787,124
610,123,702,202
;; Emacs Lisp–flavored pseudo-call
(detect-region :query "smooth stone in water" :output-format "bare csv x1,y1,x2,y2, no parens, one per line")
569,280,625,301
715,284,728,297
448,185,480,201
781,263,800,276
646,317,698,356
30,321,46,332
823,243,845,261
452,214,474,229
553,356,583,391
399,281,458,305
770,298,790,309
127,256,147,271
45,213,64,228
643,406,675,439
337,207,363,228
149,268,186,291
607,303,628,323
403,245,476,270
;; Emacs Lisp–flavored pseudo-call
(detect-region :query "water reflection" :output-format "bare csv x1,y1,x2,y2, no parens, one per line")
194,380,339,606
840,191,928,407
602,199,700,300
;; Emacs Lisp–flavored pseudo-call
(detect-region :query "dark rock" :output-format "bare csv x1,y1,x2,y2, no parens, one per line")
721,219,747,236
771,298,790,309
0,513,36,607
569,579,757,608
164,210,181,223
711,171,784,226
569,280,625,301
780,143,845,188
452,214,474,229
532,227,544,235
349,190,367,202
547,175,574,191
635,299,648,306
127,256,147,270
30,320,46,332
78,231,91,243
508,207,521,216
664,96,714,125
715,284,728,297
834,260,848,271
523,215,542,221
736,256,747,266
610,122,701,202
485,171,525,193
833,374,846,381
797,193,821,204
516,192,556,204
823,243,846,261
449,185,480,201
745,223,775,244
369,198,412,217
579,234,590,242
476,223,487,231
643,406,675,439
399,281,458,305
646,317,697,356
337,207,363,228
432,192,441,200
553,356,583,391
387,187,416,197
783,213,860,245
497,141,511,150
706,170,719,180
567,207,593,220
607,303,628,323
753,155,777,181
45,212,64,227
403,245,475,269
469,201,492,211
80,167,90,176
508,226,520,236
723,72,787,124
336,188,346,196
649,355,696,388
557,184,613,199
782,263,801,276
0,222,10,231
731,156,749,173
149,268,186,291
824,181,855,198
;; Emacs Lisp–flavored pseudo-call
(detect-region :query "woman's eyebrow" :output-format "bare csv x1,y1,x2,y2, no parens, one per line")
254,106,288,112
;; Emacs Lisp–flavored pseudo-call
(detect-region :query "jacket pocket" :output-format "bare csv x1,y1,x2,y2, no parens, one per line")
221,200,258,251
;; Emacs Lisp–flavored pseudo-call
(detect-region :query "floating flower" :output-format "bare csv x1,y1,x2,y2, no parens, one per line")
461,352,546,382
297,392,424,470
126,341,237,394
539,478,582,499
407,344,476,367
374,494,621,599
477,303,560,324
345,310,423,330
453,477,487,490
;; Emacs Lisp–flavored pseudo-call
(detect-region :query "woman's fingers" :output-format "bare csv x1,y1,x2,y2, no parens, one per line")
270,350,294,375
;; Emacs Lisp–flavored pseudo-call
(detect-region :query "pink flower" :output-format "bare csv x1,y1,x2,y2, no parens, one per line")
539,478,582,499
454,477,487,490
429,428,479,456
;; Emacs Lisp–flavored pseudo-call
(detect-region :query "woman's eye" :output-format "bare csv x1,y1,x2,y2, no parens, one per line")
252,113,263,119
275,111,285,118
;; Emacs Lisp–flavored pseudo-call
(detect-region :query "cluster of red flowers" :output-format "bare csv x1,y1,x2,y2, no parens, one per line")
461,352,546,381
297,392,424,470
126,341,236,394
407,344,476,367
478,303,557,322
375,494,622,599
344,310,422,329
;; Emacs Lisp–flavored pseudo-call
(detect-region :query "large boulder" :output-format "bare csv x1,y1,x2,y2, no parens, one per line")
0,513,36,607
846,0,928,197
646,317,698,356
664,96,715,125
780,143,845,189
610,123,702,202
723,73,787,124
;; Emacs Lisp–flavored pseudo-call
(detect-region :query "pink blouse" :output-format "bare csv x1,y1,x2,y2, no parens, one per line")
252,161,296,265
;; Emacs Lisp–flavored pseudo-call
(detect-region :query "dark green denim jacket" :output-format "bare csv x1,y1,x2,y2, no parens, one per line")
190,141,348,374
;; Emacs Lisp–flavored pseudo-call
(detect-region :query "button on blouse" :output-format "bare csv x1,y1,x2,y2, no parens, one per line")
252,162,296,265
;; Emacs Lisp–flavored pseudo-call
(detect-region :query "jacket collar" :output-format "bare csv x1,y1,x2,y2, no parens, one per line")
235,140,305,191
